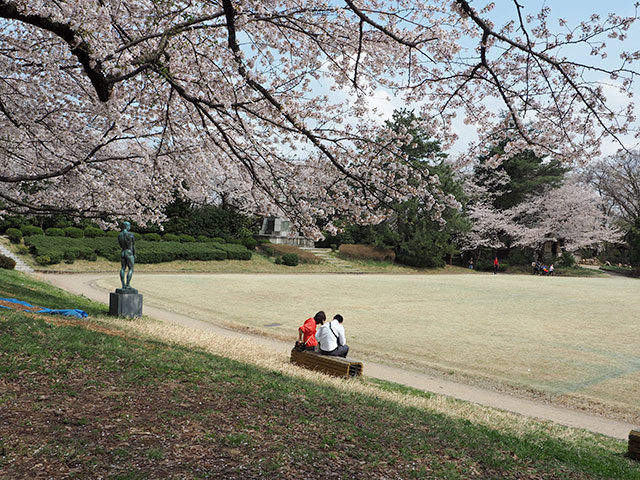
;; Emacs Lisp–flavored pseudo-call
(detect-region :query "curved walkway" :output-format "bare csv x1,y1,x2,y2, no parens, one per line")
41,272,638,440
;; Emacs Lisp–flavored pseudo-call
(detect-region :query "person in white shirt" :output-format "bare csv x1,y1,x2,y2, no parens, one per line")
317,314,349,358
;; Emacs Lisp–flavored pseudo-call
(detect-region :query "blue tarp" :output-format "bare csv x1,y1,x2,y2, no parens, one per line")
0,297,88,318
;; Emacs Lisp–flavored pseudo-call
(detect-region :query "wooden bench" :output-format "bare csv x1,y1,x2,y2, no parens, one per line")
290,348,363,378
629,430,640,460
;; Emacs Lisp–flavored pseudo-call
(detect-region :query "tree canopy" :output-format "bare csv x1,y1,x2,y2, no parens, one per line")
1,1,638,236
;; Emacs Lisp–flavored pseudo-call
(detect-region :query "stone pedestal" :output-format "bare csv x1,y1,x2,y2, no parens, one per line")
109,289,143,318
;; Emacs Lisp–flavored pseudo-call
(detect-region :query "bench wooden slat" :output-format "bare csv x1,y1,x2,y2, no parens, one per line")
628,430,640,460
290,349,363,378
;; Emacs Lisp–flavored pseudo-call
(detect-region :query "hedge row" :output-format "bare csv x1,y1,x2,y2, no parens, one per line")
13,225,254,248
23,236,251,265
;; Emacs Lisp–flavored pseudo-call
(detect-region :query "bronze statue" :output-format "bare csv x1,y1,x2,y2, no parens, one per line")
118,221,135,290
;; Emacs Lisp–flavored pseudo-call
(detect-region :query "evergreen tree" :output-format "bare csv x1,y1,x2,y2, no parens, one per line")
474,142,569,211
330,110,468,267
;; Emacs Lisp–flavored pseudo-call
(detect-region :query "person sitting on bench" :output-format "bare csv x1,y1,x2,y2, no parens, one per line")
317,314,349,358
296,311,325,352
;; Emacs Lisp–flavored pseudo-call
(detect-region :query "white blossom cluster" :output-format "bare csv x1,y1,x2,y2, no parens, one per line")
0,1,638,236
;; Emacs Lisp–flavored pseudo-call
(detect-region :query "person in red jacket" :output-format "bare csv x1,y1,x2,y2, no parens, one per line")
297,311,326,351
493,256,499,274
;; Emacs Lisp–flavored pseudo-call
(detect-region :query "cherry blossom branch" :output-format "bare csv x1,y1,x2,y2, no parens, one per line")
0,1,113,101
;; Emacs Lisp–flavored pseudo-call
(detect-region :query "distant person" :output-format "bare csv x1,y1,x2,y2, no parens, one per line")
549,264,555,276
493,256,499,274
296,311,325,352
468,258,474,270
317,314,349,358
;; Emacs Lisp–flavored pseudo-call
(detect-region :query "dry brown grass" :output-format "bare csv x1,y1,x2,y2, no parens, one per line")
259,243,322,263
339,243,396,261
95,273,640,422
96,313,614,447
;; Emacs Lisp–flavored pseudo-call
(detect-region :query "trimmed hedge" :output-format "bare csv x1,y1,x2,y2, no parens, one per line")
84,227,105,238
220,243,252,260
143,233,162,242
6,228,22,244
45,228,65,237
64,226,84,238
179,234,196,243
163,233,179,242
23,235,250,264
21,225,44,237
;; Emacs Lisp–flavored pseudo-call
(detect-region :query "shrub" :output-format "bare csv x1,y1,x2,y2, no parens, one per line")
226,238,243,244
143,233,162,242
21,225,44,237
84,227,104,238
17,245,29,255
211,237,226,244
64,226,84,238
105,230,120,237
35,255,51,266
179,234,196,243
45,227,65,237
63,251,76,264
275,256,282,264
242,237,257,250
282,253,299,266
163,233,179,242
48,250,63,264
6,228,22,244
221,243,252,260
133,232,142,241
0,254,16,270
196,235,210,242
339,244,395,262
558,251,576,268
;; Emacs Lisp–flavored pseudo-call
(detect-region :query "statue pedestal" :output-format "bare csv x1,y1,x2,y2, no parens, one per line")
109,289,143,318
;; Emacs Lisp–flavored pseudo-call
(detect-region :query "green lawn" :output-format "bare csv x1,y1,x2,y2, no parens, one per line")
95,273,640,421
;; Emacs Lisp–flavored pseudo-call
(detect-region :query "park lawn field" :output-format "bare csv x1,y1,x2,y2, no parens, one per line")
1,269,639,479
95,273,640,422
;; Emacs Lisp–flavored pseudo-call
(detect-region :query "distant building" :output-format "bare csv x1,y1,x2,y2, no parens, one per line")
256,216,314,248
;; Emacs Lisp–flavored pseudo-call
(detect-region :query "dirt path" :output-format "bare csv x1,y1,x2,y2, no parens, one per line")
41,272,638,440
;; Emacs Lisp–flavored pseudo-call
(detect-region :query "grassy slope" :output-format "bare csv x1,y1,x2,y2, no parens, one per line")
1,269,639,479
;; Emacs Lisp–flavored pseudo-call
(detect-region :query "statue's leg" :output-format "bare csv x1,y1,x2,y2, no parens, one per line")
120,258,126,288
125,257,134,287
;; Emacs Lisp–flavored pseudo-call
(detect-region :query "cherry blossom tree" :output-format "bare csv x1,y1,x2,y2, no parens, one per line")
505,180,622,253
0,1,638,236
